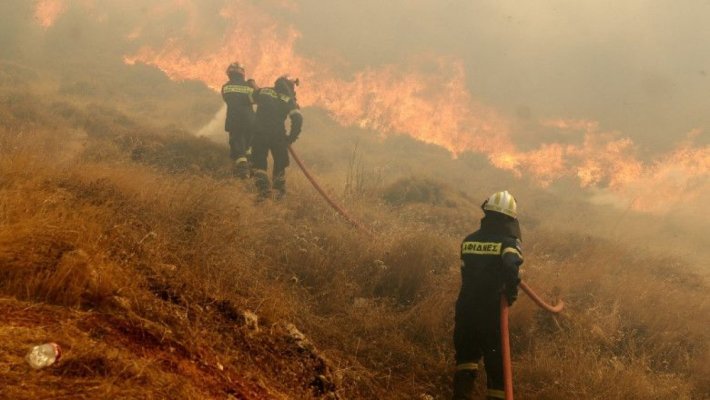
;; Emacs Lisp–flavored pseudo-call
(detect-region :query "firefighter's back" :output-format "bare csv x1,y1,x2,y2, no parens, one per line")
253,87,293,137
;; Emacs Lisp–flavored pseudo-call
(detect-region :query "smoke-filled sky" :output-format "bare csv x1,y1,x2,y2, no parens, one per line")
21,0,710,148
293,0,710,150
4,0,709,215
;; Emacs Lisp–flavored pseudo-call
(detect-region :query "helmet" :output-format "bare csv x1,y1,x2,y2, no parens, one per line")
482,190,518,219
274,75,299,96
226,62,245,79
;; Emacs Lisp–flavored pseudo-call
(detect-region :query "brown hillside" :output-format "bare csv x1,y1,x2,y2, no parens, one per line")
0,61,708,399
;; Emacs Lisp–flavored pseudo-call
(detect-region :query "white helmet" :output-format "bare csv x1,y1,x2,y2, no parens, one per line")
482,190,518,219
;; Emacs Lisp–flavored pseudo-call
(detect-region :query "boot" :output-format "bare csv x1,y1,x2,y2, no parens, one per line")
273,170,286,200
253,169,271,201
452,370,477,400
234,157,249,179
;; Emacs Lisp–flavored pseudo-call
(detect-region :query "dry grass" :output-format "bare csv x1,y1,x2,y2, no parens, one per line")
0,62,708,400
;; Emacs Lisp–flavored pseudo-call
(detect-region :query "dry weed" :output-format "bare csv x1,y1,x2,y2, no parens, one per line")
0,76,707,400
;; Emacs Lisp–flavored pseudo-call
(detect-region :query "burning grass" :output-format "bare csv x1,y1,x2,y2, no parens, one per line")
0,69,708,399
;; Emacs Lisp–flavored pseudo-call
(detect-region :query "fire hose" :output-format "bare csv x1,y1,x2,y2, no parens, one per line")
288,146,373,235
500,284,564,400
289,145,564,399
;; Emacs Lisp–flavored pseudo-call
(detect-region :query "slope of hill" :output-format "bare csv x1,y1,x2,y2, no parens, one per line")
0,58,708,399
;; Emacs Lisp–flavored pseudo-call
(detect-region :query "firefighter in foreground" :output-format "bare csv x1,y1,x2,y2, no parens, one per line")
251,75,303,200
453,190,523,400
221,62,256,179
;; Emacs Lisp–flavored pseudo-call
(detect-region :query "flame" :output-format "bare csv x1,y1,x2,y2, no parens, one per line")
125,0,513,158
34,0,67,29
126,1,313,90
32,0,708,215
312,60,514,156
618,130,710,212
121,0,709,215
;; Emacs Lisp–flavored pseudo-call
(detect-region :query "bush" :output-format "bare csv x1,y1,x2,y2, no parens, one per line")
381,176,464,207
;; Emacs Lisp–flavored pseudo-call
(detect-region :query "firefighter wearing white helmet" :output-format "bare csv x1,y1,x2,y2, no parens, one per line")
452,191,523,400
482,190,517,219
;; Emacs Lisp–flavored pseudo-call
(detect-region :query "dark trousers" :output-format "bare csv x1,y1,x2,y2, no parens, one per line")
228,129,251,161
251,133,289,196
453,296,504,396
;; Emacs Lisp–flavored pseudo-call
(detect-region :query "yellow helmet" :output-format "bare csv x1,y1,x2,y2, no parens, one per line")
482,190,518,219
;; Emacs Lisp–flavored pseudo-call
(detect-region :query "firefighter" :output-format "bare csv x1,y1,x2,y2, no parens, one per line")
251,75,303,200
221,62,256,179
453,190,523,400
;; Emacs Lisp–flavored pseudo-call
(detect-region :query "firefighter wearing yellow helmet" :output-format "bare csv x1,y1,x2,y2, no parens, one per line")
452,191,523,400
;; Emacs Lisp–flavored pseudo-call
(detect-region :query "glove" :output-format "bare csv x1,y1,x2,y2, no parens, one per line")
505,284,519,306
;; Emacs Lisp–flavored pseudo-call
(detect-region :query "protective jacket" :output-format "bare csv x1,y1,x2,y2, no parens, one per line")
251,86,303,199
253,87,302,139
453,213,523,400
221,76,255,134
458,221,522,309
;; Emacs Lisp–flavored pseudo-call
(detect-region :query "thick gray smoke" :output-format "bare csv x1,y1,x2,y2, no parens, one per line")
3,0,707,225
293,0,710,151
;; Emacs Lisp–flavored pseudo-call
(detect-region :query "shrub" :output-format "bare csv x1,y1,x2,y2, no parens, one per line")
381,176,460,207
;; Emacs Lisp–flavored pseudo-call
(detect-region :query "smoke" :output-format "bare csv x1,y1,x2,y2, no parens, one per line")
609,129,709,214
292,1,710,148
197,105,226,140
34,0,66,28
16,0,710,218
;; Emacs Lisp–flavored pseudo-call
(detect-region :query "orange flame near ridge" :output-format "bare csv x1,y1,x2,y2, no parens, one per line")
124,1,515,156
43,0,708,214
127,2,313,91
621,130,710,212
123,0,709,213
34,0,67,29
313,60,515,156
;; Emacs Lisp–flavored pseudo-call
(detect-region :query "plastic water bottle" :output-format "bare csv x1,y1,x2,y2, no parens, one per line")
25,343,62,369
